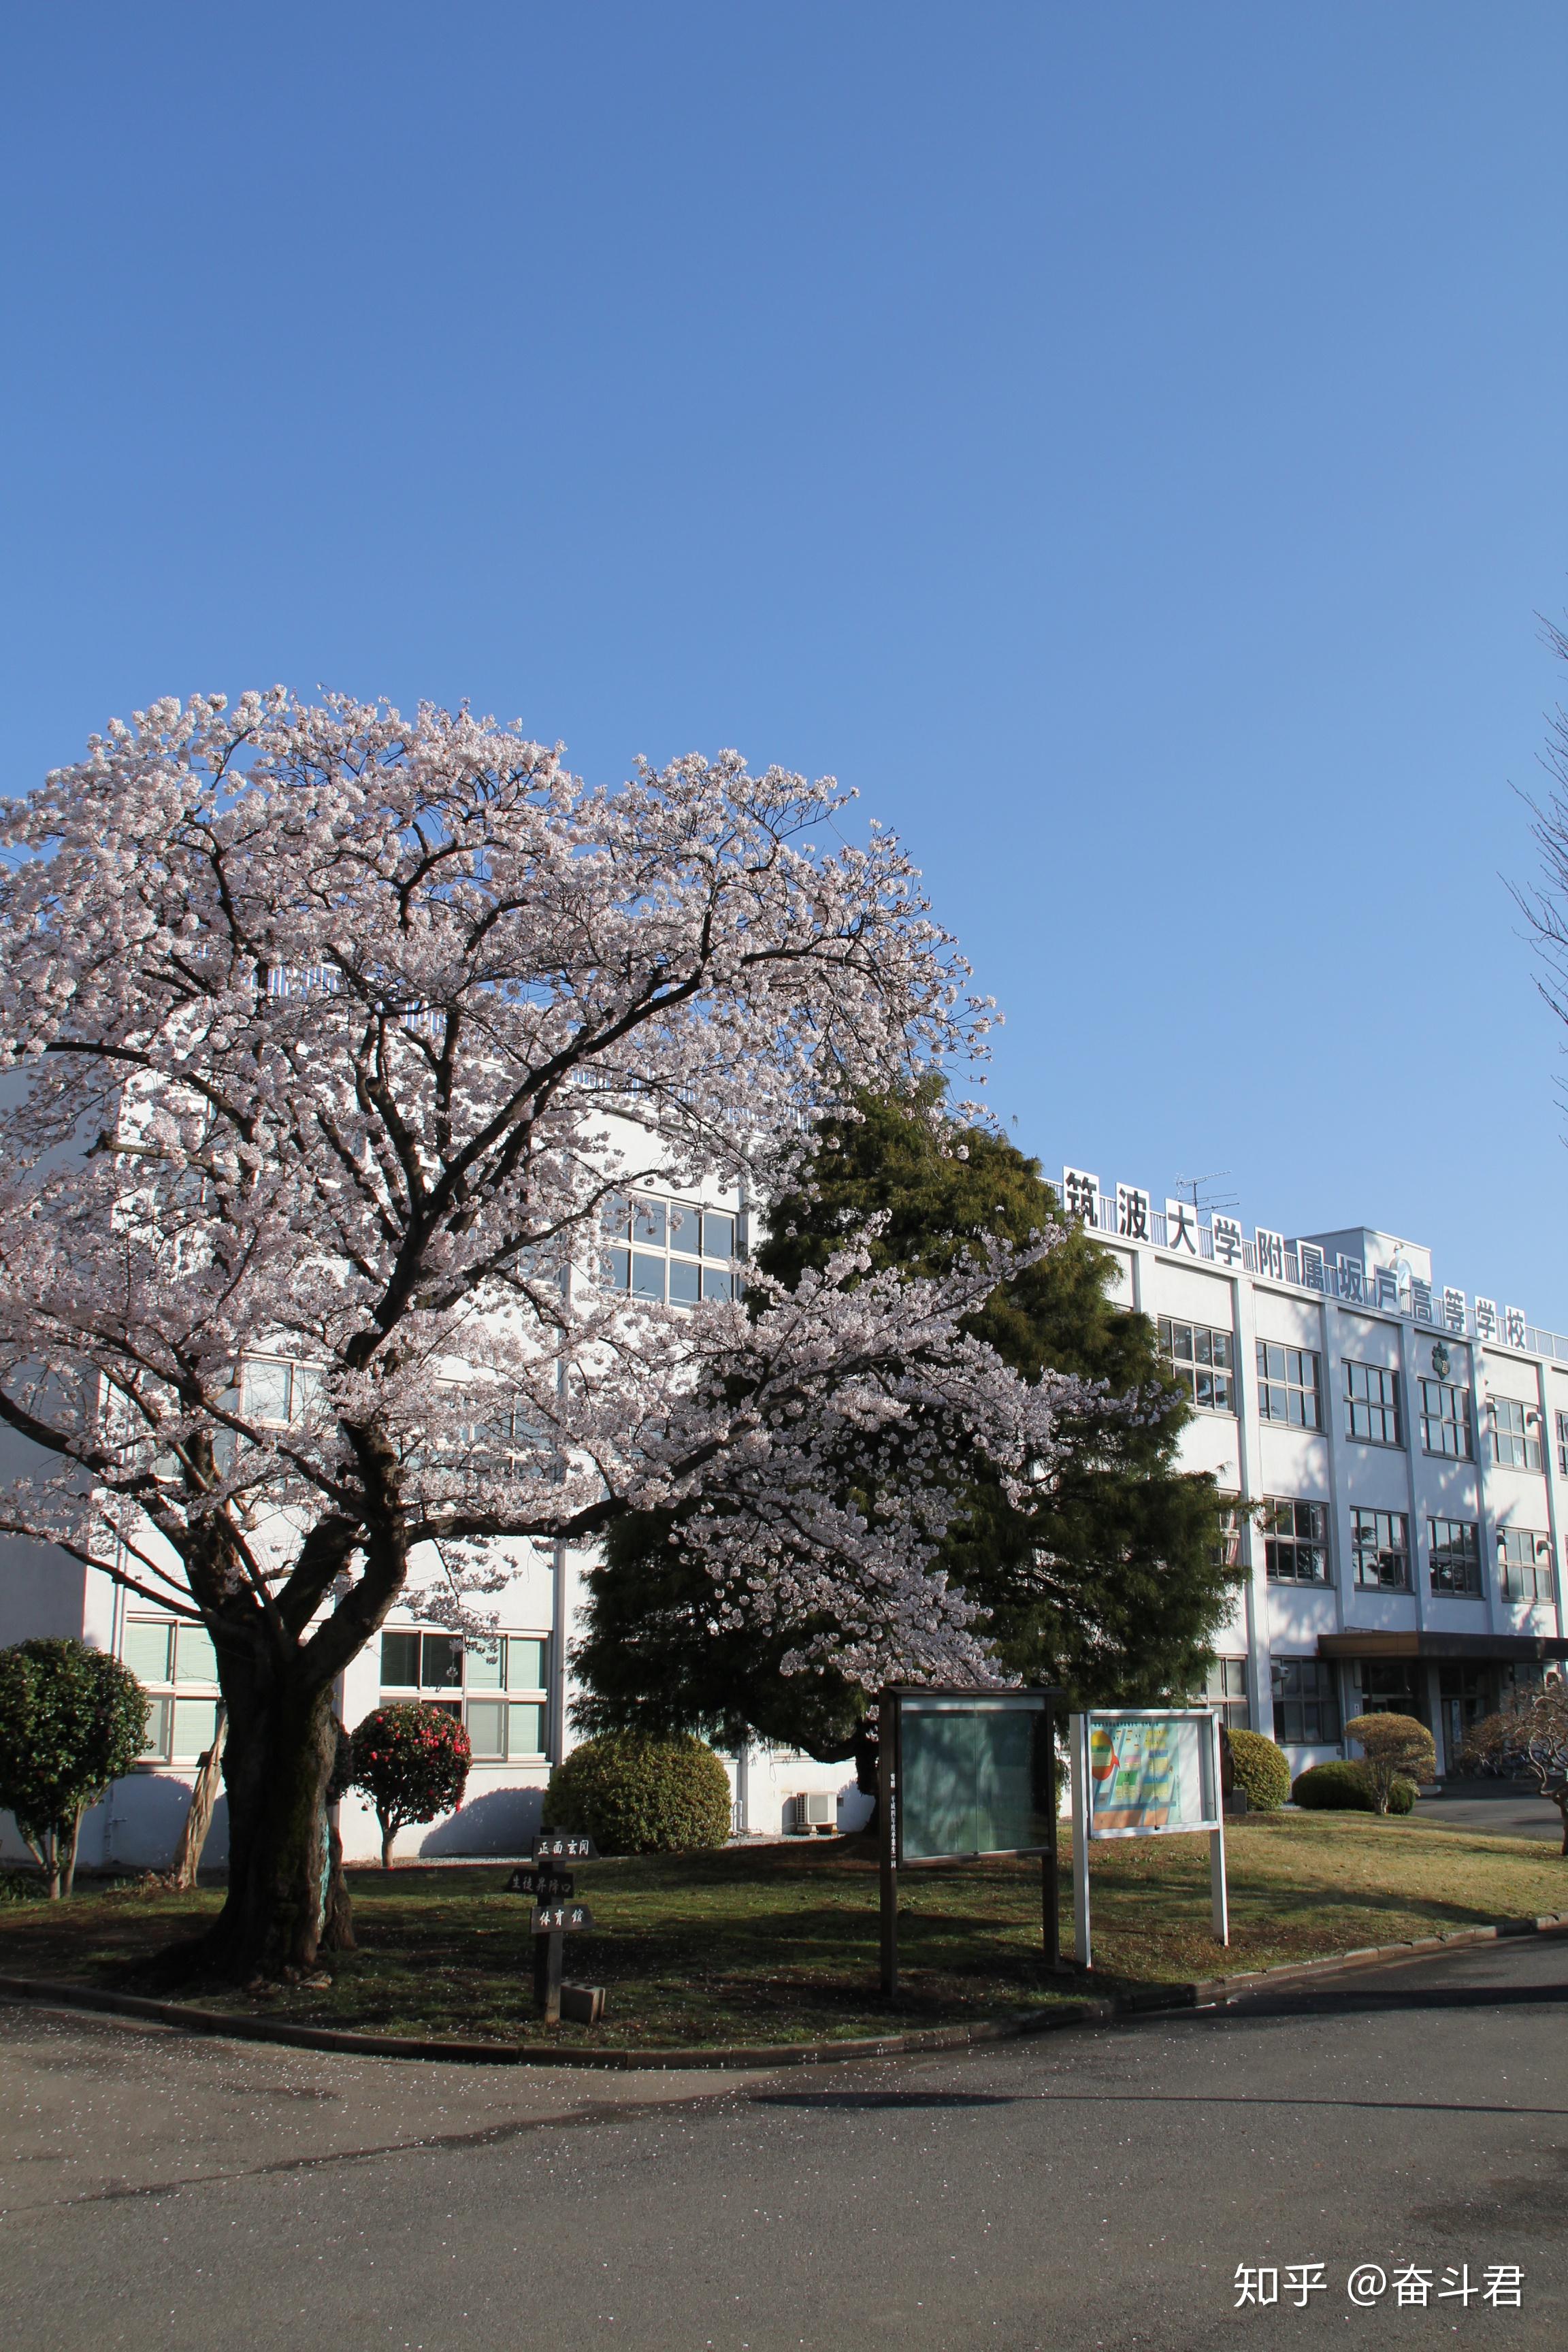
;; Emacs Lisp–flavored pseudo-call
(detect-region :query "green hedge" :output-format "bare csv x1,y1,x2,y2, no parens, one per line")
1292,1759,1416,1814
544,1733,732,1855
1226,1729,1291,1810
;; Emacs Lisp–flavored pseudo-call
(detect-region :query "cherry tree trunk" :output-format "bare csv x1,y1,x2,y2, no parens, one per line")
201,1676,354,1981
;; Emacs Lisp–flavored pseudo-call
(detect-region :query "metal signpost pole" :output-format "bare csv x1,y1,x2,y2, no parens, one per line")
1209,1712,1230,1946
1071,1710,1092,1969
878,1688,898,2000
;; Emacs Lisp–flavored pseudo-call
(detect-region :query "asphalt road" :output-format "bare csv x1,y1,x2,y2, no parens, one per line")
1413,1792,1564,1843
4,1933,1567,2352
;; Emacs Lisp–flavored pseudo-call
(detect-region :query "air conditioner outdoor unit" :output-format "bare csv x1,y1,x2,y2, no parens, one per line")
792,1790,836,1832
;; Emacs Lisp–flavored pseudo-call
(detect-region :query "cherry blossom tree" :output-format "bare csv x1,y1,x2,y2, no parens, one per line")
0,691,1100,1982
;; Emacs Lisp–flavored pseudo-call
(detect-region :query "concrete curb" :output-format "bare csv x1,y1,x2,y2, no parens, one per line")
3,1912,1564,2070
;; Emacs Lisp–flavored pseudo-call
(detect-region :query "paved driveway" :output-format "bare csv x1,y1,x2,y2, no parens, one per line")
1414,1790,1564,1843
4,1933,1567,2351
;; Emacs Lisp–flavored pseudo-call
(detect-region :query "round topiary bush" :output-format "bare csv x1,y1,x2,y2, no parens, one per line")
349,1703,471,1868
1226,1729,1290,1811
1292,1760,1420,1814
544,1732,732,1855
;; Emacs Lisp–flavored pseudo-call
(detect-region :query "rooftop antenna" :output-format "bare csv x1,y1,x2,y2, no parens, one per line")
1174,1171,1239,1216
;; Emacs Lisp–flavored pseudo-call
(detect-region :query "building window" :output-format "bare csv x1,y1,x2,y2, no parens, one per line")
1262,1497,1330,1584
1256,1342,1322,1428
1271,1656,1340,1745
1158,1318,1235,1412
1350,1661,1424,1720
1205,1656,1250,1729
599,1194,740,1305
1344,1360,1403,1447
1350,1509,1410,1592
1419,1378,1473,1459
1213,1497,1243,1570
379,1628,551,1757
124,1616,222,1764
1428,1518,1482,1598
1557,1409,1568,1476
1490,1397,1541,1471
1497,1528,1555,1606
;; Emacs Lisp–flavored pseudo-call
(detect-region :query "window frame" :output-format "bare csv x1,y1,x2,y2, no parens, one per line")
1428,1516,1482,1597
1271,1656,1341,1746
1497,1528,1555,1606
1343,1359,1403,1448
1254,1340,1323,1429
1349,1507,1411,1592
124,1615,223,1765
599,1192,742,1307
1157,1316,1237,1415
378,1627,553,1761
1418,1377,1473,1459
1490,1397,1542,1473
1261,1496,1330,1586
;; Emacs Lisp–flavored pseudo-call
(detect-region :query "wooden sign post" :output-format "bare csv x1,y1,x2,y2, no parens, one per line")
507,1829,600,2022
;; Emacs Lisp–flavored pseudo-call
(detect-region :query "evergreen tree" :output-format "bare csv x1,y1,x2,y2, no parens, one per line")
573,1088,1241,1763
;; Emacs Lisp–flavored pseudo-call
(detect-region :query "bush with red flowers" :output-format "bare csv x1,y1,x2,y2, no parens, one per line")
349,1703,471,1867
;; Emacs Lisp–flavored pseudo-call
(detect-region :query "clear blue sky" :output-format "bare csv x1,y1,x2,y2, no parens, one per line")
3,7,1565,1316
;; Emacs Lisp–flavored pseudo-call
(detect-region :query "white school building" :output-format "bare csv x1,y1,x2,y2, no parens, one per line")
4,1153,1565,1872
1058,1166,1567,1774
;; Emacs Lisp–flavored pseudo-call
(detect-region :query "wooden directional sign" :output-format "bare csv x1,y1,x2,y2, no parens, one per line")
529,1901,595,1935
533,1831,598,1862
505,1866,574,1901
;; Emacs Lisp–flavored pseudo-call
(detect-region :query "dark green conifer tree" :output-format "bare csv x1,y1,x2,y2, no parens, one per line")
572,1088,1241,1767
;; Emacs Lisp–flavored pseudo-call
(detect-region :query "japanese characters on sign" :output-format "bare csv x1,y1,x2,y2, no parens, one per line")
1058,1160,1525,1347
1060,1167,1099,1228
1162,1198,1198,1256
529,1902,595,1934
1115,1183,1149,1242
506,1866,575,1901
534,1831,598,1861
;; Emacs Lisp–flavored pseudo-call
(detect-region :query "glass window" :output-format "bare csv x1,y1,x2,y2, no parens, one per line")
1351,1661,1423,1719
1158,1317,1236,1413
380,1630,421,1686
507,1637,546,1690
1262,1497,1330,1584
599,1194,631,1241
1420,1379,1472,1458
703,1264,734,1302
139,1695,172,1762
1350,1508,1409,1591
507,1701,546,1757
419,1633,464,1690
174,1624,218,1684
702,1211,736,1261
123,1618,173,1683
631,1251,666,1302
1557,1409,1568,1477
1271,1656,1340,1745
1205,1656,1250,1729
668,1203,701,1257
243,1359,293,1422
464,1638,504,1690
466,1699,506,1760
1345,1360,1403,1447
1428,1518,1482,1597
668,1256,702,1306
631,1197,666,1247
600,1245,630,1291
1497,1527,1555,1605
1491,1398,1541,1471
172,1697,220,1759
1213,1497,1243,1570
1255,1341,1322,1428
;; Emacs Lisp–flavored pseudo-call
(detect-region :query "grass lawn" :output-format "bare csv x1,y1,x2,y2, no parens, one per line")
1,1812,1563,2051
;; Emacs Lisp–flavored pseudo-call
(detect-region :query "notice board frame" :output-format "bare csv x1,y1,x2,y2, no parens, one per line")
877,1684,1065,1999
1069,1706,1228,1968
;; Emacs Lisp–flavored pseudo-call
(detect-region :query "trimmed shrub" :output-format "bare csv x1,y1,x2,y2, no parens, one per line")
0,1638,150,1897
349,1703,471,1867
1343,1712,1435,1813
544,1732,732,1855
1292,1759,1417,1814
1226,1729,1290,1811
